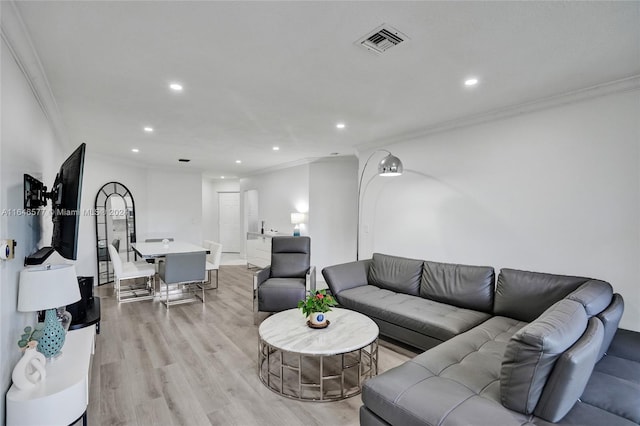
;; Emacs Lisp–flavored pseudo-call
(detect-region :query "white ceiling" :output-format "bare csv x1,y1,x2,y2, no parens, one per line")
13,1,640,178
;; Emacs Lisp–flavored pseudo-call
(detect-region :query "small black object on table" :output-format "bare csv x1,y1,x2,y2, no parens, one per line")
69,297,101,334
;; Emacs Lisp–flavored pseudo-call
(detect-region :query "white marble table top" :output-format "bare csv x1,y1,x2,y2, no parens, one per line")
258,308,379,355
131,241,208,258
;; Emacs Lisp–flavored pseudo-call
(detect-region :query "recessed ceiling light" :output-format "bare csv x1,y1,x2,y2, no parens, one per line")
143,126,153,132
131,148,139,153
272,146,280,151
220,176,225,179
336,123,346,129
464,77,479,87
235,160,242,164
169,83,183,91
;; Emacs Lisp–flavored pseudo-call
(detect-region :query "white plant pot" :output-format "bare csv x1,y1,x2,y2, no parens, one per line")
309,312,328,326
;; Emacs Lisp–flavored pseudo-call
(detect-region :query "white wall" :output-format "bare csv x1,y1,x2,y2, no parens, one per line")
78,157,217,281
145,169,203,244
240,163,310,239
202,177,240,244
240,159,358,280
360,89,640,331
0,38,66,420
309,157,358,281
75,153,148,279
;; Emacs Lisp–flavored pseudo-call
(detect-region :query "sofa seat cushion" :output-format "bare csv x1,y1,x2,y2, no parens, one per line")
362,316,528,426
257,277,306,312
532,329,640,426
577,329,640,424
338,285,491,342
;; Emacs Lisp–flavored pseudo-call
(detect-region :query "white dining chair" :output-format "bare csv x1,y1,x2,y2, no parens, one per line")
108,244,155,303
201,240,222,290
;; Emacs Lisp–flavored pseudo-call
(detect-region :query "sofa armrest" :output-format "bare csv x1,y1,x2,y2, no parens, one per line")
322,259,371,297
306,266,316,293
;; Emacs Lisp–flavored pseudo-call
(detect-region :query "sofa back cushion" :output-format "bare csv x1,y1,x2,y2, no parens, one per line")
534,317,604,422
596,293,624,360
368,253,422,296
500,299,588,415
322,259,372,297
566,279,613,316
494,269,594,322
420,261,495,313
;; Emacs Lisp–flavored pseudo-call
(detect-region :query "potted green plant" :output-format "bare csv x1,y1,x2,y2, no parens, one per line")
13,324,47,390
297,289,337,328
17,324,45,351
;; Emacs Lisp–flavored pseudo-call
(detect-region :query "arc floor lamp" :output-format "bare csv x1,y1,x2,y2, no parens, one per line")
357,150,404,260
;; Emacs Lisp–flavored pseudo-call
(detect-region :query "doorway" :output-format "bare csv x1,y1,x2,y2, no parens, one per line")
219,192,241,252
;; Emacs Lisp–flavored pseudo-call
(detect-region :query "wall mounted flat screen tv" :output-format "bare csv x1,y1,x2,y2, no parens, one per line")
23,143,86,264
51,143,86,260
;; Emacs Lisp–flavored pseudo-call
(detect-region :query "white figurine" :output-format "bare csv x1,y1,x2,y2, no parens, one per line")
12,341,47,390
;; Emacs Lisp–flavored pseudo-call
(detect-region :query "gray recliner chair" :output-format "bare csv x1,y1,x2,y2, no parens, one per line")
253,236,316,324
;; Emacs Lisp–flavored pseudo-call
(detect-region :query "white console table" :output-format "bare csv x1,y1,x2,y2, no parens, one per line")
6,325,96,426
246,232,287,268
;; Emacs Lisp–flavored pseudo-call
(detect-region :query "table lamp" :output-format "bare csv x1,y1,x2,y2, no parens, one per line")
291,212,305,236
18,264,80,359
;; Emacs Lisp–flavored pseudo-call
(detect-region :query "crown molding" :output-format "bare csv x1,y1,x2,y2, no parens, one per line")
1,1,70,150
240,157,317,178
240,154,358,179
356,75,640,153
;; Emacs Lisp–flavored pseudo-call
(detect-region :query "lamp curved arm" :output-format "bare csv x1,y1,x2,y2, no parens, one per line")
356,149,392,260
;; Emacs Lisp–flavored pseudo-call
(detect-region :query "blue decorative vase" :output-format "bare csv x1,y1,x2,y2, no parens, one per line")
37,308,66,358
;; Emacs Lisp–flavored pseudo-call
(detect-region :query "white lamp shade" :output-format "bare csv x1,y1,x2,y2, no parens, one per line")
291,212,306,225
18,264,80,312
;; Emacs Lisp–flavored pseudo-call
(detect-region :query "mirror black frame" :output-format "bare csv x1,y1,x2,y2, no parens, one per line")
94,182,137,285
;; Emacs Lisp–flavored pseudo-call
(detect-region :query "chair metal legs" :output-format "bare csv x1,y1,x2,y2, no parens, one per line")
115,275,154,303
199,269,219,290
160,280,206,308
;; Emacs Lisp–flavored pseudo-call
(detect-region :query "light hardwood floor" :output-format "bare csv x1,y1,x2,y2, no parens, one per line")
88,266,418,426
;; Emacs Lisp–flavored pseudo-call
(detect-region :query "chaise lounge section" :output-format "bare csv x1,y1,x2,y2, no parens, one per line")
323,254,633,425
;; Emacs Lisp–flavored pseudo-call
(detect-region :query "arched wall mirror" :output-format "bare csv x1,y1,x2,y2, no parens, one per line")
95,182,137,286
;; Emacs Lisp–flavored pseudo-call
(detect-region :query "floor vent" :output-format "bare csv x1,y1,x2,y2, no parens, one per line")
356,24,408,54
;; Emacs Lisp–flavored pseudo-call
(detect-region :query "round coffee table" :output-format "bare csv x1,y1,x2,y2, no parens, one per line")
258,308,379,401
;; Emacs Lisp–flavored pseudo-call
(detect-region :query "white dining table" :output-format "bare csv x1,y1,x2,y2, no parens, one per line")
131,241,209,259
131,241,210,307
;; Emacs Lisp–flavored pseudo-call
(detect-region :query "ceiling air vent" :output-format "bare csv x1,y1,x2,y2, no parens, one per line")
356,24,408,55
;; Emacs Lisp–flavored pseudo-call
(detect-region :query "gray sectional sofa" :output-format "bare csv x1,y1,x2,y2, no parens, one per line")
322,253,637,426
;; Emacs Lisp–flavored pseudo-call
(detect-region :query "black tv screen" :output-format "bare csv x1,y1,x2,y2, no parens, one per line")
51,143,86,260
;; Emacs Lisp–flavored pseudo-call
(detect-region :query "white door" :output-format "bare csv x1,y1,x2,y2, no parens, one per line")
219,192,241,252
